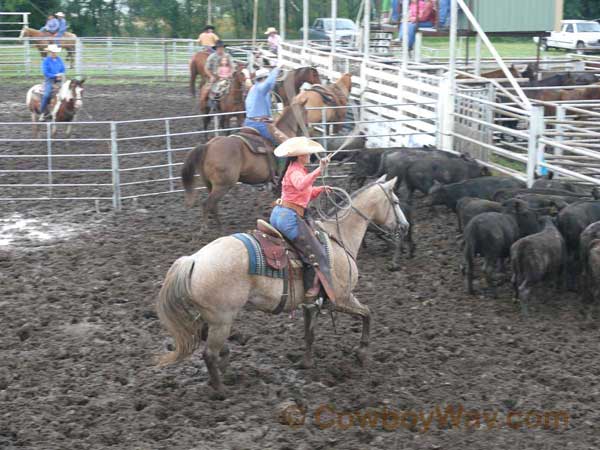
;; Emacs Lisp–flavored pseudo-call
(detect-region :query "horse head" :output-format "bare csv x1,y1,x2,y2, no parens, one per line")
305,67,321,86
60,79,85,110
522,63,536,81
336,73,352,99
370,175,409,235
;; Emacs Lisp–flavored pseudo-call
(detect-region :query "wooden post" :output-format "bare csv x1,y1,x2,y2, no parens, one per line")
252,0,259,49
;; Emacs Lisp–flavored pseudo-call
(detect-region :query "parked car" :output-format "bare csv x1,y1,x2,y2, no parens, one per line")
534,20,600,54
299,18,358,45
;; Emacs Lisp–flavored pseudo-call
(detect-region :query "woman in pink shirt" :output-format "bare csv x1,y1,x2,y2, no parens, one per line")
270,137,336,303
397,0,436,50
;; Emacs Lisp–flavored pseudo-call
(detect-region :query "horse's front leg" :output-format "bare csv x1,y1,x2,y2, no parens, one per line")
300,304,319,369
334,294,371,367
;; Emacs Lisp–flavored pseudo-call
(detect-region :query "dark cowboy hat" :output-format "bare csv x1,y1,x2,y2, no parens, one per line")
212,40,226,50
203,25,215,31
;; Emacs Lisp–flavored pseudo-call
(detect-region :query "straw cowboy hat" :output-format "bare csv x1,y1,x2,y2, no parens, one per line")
55,12,65,17
274,137,325,158
264,27,278,35
45,44,62,53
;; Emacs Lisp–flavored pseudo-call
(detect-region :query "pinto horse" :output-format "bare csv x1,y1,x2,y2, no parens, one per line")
26,79,85,138
293,72,352,132
181,99,308,230
19,27,77,69
189,50,212,97
156,176,409,399
273,66,321,106
198,67,249,131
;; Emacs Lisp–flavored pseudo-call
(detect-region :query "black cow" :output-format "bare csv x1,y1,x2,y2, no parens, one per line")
456,197,503,233
510,216,566,315
585,241,600,304
429,176,525,211
492,188,593,203
404,156,490,201
580,221,600,302
378,148,458,188
462,199,541,297
556,201,600,289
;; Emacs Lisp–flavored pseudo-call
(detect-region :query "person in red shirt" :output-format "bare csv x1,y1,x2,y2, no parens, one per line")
270,137,336,304
396,0,436,50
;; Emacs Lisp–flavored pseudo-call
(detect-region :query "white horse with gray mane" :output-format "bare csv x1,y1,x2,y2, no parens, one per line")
156,176,408,399
26,78,85,138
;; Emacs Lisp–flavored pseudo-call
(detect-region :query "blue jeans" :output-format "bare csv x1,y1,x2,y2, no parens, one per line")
40,78,54,113
243,119,276,146
55,31,65,45
438,0,450,27
270,206,299,241
391,0,400,22
398,21,433,50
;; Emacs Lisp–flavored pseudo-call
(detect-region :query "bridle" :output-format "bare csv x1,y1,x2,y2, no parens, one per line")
350,183,405,242
325,182,406,261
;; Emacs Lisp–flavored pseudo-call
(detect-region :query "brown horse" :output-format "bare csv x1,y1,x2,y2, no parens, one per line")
189,50,212,97
457,65,521,79
26,78,85,138
181,99,308,230
273,66,322,106
198,67,249,131
293,72,352,132
19,27,77,69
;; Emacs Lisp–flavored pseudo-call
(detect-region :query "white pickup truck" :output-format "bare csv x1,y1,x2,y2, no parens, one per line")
536,20,600,53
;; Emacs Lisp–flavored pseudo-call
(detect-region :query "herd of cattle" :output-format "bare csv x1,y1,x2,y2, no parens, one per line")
341,146,600,315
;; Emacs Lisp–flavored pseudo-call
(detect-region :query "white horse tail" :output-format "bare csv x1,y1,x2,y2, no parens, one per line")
156,255,201,367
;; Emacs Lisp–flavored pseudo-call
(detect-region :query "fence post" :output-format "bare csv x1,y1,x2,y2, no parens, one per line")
46,123,53,197
483,83,496,161
414,32,422,63
107,37,113,74
165,119,174,191
321,108,328,151
135,38,140,66
172,41,177,77
110,122,122,210
24,37,31,77
75,38,82,75
526,106,544,187
163,41,169,81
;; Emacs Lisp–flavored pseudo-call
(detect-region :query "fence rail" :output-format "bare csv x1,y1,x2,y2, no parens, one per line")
0,36,262,79
0,100,436,208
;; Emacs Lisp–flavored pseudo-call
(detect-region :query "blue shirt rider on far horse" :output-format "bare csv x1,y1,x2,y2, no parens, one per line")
40,14,59,34
39,44,66,121
243,63,288,146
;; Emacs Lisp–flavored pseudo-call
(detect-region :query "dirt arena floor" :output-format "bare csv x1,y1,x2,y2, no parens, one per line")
1,83,600,450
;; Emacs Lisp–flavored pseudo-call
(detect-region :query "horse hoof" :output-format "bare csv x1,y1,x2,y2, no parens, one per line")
208,385,227,400
297,356,314,369
354,346,369,367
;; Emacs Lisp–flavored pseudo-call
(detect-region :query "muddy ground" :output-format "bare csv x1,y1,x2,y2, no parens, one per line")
1,83,599,450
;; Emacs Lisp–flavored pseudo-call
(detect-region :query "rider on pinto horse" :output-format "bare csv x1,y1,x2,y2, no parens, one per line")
243,64,289,146
39,44,65,121
270,137,336,306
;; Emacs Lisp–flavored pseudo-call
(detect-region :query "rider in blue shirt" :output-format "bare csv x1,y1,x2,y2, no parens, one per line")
40,44,66,120
40,14,59,34
55,12,67,45
243,64,288,145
